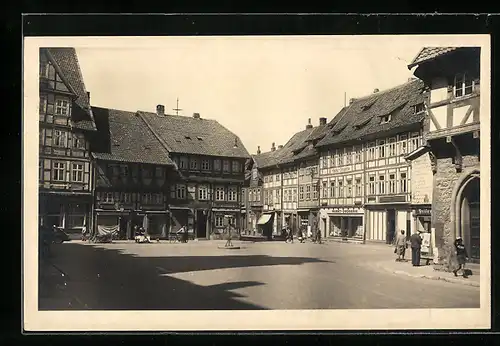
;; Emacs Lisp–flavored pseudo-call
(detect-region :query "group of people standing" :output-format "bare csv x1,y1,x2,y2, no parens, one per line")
283,221,322,244
394,229,470,277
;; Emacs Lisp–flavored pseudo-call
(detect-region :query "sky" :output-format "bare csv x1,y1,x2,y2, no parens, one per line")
75,37,421,155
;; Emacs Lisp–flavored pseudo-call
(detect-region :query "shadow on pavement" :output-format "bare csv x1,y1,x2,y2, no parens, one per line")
39,243,329,311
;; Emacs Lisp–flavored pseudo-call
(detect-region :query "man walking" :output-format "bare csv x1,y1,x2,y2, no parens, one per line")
410,231,423,266
394,230,407,262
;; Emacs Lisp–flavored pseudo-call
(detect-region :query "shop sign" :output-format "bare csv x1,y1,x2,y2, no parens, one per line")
414,208,431,216
330,207,363,214
329,166,352,174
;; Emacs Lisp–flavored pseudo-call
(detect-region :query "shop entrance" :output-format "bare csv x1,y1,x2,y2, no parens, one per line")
386,209,396,244
196,210,207,238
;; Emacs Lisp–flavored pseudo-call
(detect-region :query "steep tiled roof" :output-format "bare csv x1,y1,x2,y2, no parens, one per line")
46,48,97,131
407,47,459,68
91,107,174,166
138,111,250,159
317,79,425,147
253,149,282,169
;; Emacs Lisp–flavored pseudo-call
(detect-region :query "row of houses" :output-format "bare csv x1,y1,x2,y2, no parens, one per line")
242,46,481,266
38,48,251,240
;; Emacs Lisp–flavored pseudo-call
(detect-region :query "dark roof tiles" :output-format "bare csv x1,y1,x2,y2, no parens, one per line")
408,47,458,68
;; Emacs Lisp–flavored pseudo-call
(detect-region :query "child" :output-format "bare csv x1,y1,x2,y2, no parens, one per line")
453,237,469,277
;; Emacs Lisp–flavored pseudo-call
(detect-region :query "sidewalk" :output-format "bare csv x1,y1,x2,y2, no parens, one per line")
371,259,480,287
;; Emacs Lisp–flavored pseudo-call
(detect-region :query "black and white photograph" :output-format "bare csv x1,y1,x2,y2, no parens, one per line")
23,34,491,331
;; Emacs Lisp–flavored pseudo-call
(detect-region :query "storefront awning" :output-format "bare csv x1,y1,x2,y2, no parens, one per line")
257,214,272,225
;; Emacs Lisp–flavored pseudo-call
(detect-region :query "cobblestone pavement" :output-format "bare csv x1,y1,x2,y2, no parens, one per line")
38,240,480,310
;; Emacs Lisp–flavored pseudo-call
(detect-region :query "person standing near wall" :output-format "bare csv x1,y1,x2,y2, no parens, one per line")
410,230,423,267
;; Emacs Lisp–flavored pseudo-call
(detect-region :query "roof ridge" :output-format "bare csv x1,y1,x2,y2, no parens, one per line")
352,79,421,102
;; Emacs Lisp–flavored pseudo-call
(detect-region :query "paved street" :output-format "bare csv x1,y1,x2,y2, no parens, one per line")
39,240,480,310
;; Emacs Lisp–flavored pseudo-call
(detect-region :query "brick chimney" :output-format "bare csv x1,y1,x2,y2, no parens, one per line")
349,98,356,105
156,104,165,116
306,118,313,129
271,142,276,151
319,117,327,126
257,146,261,154
193,113,201,119
278,145,283,149
373,88,379,93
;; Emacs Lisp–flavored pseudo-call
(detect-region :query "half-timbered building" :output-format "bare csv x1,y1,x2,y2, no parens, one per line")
38,48,97,238
136,107,250,239
90,107,176,240
407,47,481,267
316,79,426,243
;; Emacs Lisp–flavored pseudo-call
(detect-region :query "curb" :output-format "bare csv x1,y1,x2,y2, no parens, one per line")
391,269,480,287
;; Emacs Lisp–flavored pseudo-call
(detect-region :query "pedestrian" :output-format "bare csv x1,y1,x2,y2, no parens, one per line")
453,237,469,277
410,231,423,266
225,224,233,247
394,230,407,262
183,225,189,243
315,222,322,244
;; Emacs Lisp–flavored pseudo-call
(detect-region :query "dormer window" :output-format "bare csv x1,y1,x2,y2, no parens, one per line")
380,114,391,124
413,103,425,114
454,72,475,98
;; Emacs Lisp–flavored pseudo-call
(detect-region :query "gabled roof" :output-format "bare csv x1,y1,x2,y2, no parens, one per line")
317,79,425,148
137,111,250,159
91,107,174,166
45,48,97,131
407,47,459,69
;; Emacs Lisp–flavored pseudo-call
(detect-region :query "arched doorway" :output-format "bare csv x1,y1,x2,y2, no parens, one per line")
457,176,480,262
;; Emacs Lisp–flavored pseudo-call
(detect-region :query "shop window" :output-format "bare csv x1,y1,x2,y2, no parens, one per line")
52,161,66,181
71,163,84,182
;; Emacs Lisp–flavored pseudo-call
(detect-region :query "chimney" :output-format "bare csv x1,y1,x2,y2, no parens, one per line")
193,112,201,119
349,98,356,105
319,117,327,126
306,118,313,129
156,104,165,116
373,88,379,93
278,145,283,149
271,142,276,151
257,146,261,154
86,91,90,103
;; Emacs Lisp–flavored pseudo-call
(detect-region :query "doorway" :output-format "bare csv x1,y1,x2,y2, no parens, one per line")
387,209,396,244
196,210,207,239
460,177,480,261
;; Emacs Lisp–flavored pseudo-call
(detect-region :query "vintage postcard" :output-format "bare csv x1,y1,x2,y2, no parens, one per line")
23,34,491,331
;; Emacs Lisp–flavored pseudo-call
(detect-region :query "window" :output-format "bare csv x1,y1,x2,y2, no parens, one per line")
123,193,131,204
256,189,261,202
414,103,425,114
276,189,281,203
201,159,210,170
249,189,254,202
312,184,318,200
399,135,407,155
330,181,336,198
389,174,396,194
71,163,84,182
270,175,274,182
198,185,209,200
322,182,328,198
72,135,86,149
369,176,376,195
388,138,396,157
53,130,67,147
355,178,362,197
355,146,362,163
410,133,420,152
155,167,164,178
306,185,311,200
346,179,353,197
103,192,113,203
39,94,47,114
39,160,43,180
378,141,385,158
189,158,198,170
228,186,238,201
142,193,152,204
214,159,221,171
337,152,344,166
176,184,186,199
179,157,188,169
338,180,344,197
330,152,336,167
215,216,224,228
232,161,240,172
276,173,280,181
454,73,475,98
55,98,70,116
299,186,304,200
152,193,162,204
284,189,289,203
142,166,152,178
346,150,352,164
368,143,376,160
223,160,230,172
52,162,65,181
216,186,225,201
292,188,297,202
400,172,408,193
379,175,385,194
380,114,391,124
